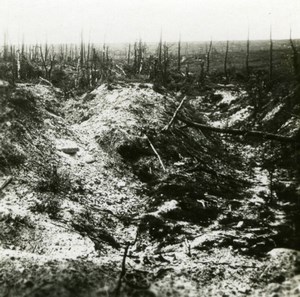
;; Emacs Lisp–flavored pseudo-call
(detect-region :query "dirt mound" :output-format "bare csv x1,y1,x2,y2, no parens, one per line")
64,82,249,232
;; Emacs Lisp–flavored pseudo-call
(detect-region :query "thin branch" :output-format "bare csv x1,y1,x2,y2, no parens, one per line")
116,64,126,76
39,76,53,87
145,135,166,171
162,96,187,131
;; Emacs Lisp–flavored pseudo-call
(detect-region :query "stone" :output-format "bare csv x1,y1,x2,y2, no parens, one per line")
117,181,126,188
61,147,79,154
85,155,96,164
44,119,54,128
56,139,79,155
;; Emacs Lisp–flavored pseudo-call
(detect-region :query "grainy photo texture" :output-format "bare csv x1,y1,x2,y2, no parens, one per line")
0,0,300,296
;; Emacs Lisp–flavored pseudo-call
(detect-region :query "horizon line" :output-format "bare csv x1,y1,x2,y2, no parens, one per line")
2,36,300,46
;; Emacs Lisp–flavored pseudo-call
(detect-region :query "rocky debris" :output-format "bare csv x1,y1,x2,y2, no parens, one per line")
55,139,79,154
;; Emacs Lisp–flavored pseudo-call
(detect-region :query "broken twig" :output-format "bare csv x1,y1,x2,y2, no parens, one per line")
144,135,166,171
116,64,126,76
163,96,187,131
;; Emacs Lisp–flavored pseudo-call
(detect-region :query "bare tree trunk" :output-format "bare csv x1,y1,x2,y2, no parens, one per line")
106,46,109,62
246,30,250,79
10,45,16,85
290,30,300,83
3,31,8,61
102,44,106,63
40,43,49,79
16,50,21,80
86,42,91,86
224,40,229,84
127,43,131,65
199,59,205,84
40,44,55,80
163,42,169,83
269,27,273,86
75,57,80,88
48,53,55,80
158,33,162,71
177,37,181,72
80,36,84,69
206,40,213,74
133,42,137,73
21,36,25,58
138,39,143,74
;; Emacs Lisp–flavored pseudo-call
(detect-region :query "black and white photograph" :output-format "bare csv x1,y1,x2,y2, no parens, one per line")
0,0,300,296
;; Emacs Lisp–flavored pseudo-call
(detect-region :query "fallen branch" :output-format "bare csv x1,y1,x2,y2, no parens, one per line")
0,176,12,191
116,64,126,76
39,76,53,87
144,135,166,171
163,96,187,131
177,117,297,143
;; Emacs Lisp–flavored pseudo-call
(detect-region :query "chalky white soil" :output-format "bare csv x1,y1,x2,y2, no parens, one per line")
0,83,299,297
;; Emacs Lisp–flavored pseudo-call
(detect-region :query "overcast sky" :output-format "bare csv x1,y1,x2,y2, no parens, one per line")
0,0,299,44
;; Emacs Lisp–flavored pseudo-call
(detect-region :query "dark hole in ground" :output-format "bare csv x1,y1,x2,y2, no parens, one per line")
117,142,150,162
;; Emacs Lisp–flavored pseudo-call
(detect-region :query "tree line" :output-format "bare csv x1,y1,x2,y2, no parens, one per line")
0,31,299,94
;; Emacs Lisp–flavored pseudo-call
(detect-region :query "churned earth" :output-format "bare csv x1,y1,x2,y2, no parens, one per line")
0,81,299,296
